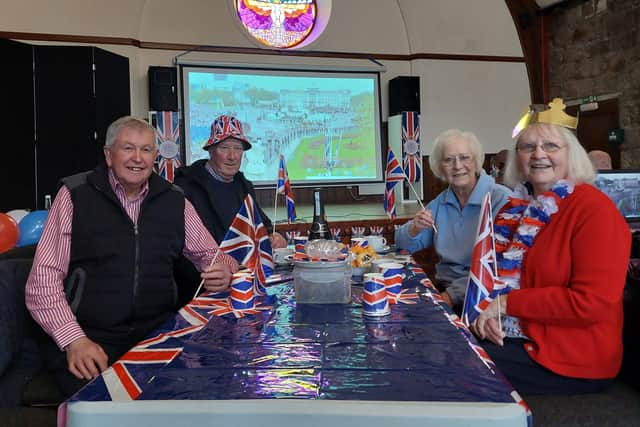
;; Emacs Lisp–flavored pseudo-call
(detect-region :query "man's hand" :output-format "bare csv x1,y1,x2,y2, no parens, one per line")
201,262,234,293
472,295,506,346
269,232,288,249
408,209,435,237
66,336,108,380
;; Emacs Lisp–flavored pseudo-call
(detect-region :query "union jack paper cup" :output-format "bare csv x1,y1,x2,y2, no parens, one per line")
379,262,404,304
350,237,369,249
230,272,255,310
362,273,390,316
294,236,309,255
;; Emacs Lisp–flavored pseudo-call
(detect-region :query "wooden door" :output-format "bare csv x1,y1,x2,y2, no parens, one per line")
566,98,621,169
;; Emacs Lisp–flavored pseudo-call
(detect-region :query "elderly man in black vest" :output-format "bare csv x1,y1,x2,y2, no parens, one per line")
25,116,238,398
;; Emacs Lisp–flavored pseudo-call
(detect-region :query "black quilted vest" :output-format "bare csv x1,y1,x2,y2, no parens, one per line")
62,165,185,345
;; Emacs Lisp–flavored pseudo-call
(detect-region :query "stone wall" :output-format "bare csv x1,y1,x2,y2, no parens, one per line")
547,0,639,167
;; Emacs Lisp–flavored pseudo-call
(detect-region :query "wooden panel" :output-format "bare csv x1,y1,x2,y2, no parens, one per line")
567,99,620,169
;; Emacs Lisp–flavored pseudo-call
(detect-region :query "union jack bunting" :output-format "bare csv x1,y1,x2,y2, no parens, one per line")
277,155,297,223
461,192,508,326
402,111,421,183
103,346,182,401
220,194,274,291
80,301,215,402
351,226,365,237
154,111,181,183
368,225,384,236
383,147,405,219
511,390,534,426
285,230,302,244
469,341,496,374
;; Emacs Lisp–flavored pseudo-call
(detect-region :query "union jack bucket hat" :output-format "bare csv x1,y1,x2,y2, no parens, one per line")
202,115,252,151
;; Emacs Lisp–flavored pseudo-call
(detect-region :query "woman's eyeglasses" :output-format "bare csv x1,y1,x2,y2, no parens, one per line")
516,142,565,153
442,154,473,167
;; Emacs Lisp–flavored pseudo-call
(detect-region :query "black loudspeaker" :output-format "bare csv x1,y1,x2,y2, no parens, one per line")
149,66,178,111
389,76,420,116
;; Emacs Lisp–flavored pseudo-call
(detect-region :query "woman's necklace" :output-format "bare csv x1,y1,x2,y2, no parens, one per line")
493,179,575,337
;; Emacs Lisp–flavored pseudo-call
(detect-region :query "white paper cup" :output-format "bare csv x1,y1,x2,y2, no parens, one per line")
364,235,387,252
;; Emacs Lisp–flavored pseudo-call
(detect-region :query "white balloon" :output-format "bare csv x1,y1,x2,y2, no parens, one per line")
6,209,30,224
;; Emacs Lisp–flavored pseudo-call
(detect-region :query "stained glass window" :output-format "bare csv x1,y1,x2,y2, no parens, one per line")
235,0,317,49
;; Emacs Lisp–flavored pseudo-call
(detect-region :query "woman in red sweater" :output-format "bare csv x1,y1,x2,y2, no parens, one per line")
473,99,631,394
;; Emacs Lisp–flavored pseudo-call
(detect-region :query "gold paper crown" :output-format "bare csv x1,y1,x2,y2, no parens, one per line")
512,98,578,138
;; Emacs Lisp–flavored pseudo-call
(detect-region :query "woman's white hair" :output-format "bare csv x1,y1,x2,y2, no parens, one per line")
105,116,156,148
503,123,595,189
428,129,485,182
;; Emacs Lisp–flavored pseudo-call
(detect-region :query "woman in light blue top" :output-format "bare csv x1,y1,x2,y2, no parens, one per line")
395,129,512,309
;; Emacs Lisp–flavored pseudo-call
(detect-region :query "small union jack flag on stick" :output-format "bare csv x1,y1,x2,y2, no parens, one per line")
220,194,274,292
277,155,296,224
461,192,508,327
384,147,406,219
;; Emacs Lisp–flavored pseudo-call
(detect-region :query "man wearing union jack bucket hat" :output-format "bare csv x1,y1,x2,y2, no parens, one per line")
174,115,287,301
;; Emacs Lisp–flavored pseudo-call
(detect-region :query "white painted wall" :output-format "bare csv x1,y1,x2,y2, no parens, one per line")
1,0,530,152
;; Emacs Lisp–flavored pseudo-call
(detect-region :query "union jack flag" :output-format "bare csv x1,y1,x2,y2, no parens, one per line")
324,138,333,171
277,155,296,223
461,192,508,326
220,194,274,291
154,111,181,182
469,341,496,374
384,147,405,219
402,111,421,183
102,346,183,401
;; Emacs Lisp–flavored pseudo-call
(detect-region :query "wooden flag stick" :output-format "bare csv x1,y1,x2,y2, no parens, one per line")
192,249,221,300
487,195,502,337
403,176,437,233
273,185,279,234
497,297,502,334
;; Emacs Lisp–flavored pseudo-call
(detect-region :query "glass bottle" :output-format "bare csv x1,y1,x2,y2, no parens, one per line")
308,188,331,240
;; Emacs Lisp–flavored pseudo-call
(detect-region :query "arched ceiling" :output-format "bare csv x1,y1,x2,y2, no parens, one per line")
0,0,522,57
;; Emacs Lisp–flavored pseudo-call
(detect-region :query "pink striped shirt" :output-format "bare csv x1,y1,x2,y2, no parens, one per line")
25,169,237,350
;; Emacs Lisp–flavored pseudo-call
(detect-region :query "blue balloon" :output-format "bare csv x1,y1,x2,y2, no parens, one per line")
16,210,49,247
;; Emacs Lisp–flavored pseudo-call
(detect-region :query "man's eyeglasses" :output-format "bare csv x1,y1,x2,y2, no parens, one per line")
516,142,565,153
442,154,473,167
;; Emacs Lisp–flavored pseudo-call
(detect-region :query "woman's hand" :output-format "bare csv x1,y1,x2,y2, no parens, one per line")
472,294,507,346
408,209,434,237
